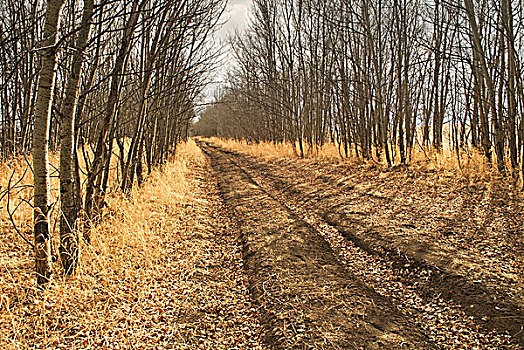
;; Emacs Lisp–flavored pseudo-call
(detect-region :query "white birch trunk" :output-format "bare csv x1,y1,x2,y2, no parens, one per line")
34,0,65,286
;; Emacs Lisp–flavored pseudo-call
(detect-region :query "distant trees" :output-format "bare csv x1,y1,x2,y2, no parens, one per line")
197,0,524,179
1,0,225,286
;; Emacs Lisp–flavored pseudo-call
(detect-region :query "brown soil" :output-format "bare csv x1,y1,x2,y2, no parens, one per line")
198,140,523,349
199,141,435,349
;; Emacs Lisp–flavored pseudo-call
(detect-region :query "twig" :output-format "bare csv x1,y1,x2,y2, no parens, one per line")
6,169,34,249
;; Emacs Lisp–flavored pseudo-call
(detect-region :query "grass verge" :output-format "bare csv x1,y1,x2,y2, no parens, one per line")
0,140,262,349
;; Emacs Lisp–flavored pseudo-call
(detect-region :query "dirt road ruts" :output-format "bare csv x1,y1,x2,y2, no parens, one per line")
212,147,524,348
198,141,434,349
198,140,522,349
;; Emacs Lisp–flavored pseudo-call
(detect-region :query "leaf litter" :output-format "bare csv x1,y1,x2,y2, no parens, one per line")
208,140,523,349
0,140,265,349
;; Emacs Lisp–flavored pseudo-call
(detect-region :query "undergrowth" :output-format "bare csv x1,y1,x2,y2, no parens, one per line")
206,137,504,183
0,140,209,348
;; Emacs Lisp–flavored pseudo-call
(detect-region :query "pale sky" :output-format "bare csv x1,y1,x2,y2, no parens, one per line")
202,0,252,103
217,0,252,40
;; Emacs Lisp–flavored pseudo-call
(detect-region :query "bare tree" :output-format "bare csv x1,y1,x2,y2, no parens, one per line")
33,0,65,286
59,0,94,275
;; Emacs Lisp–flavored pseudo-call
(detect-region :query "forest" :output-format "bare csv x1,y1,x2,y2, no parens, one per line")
0,0,523,349
196,0,524,175
1,0,224,284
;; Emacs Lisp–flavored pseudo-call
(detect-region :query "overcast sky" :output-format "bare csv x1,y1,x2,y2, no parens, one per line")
201,0,252,103
216,0,252,40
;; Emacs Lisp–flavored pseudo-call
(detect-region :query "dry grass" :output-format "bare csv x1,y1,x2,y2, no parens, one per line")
0,140,262,349
207,137,343,161
206,137,501,182
409,146,494,181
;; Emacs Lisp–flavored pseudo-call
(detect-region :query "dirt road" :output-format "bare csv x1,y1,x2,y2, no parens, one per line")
198,140,523,349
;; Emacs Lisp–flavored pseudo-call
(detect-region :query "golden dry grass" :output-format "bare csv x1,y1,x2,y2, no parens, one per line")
0,140,262,349
207,137,343,161
408,146,494,180
206,137,501,182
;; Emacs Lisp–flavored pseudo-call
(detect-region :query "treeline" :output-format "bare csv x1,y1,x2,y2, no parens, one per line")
195,0,524,175
0,0,224,285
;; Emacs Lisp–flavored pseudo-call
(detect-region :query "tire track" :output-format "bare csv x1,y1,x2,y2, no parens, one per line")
198,141,434,349
198,141,521,349
223,151,523,349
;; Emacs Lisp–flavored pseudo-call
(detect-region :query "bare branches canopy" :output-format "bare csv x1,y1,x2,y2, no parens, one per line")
197,0,524,179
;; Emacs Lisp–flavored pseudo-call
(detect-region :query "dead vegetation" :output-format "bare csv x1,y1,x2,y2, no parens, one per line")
2,136,522,349
207,137,496,181
0,140,263,349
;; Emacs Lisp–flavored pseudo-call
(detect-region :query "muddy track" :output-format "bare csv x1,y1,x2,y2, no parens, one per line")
198,141,434,349
198,141,523,349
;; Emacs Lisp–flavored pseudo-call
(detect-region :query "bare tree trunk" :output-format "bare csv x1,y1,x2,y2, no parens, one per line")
464,0,502,170
84,0,146,225
502,0,518,175
33,0,65,286
59,0,94,275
